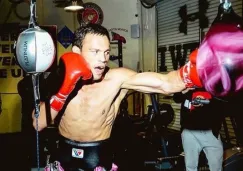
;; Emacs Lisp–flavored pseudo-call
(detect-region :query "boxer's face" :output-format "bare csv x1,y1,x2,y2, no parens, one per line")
75,33,110,81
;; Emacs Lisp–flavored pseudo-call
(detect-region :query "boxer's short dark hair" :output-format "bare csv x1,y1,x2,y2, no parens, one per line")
73,23,110,49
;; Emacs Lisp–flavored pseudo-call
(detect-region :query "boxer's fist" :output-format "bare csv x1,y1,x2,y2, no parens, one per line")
179,49,202,88
50,52,92,112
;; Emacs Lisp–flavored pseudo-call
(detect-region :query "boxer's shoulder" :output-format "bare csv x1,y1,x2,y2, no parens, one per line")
106,67,137,80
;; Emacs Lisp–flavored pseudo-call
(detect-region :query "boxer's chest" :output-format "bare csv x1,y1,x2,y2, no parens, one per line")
73,80,122,110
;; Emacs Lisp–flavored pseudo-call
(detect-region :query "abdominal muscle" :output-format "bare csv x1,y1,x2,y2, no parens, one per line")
58,81,126,142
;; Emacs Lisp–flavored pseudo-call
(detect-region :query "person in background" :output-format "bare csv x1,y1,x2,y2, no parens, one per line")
173,87,226,171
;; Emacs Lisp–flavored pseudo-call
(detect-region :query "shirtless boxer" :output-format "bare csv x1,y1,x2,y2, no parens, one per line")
32,23,201,171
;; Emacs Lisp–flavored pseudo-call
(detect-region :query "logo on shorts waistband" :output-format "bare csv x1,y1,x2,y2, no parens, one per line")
72,148,84,158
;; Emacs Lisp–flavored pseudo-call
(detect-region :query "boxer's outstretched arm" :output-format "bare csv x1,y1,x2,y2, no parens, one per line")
121,50,201,94
120,68,186,95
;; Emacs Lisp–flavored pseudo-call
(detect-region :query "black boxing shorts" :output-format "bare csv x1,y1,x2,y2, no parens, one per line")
56,135,117,171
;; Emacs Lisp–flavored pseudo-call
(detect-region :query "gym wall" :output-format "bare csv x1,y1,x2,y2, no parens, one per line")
156,0,242,144
0,0,155,133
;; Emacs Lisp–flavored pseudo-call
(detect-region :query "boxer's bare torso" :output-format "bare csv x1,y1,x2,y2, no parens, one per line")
59,69,129,142
58,66,185,142
34,67,185,139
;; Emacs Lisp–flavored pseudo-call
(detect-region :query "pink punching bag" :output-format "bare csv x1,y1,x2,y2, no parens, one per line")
196,4,243,97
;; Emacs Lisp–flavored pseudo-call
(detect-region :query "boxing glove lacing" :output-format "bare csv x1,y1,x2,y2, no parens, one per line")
50,93,68,103
181,61,194,87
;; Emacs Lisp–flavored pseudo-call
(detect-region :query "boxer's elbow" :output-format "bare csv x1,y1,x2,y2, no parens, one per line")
32,119,47,131
32,115,47,131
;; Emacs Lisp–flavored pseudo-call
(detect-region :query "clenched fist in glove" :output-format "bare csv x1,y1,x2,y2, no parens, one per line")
179,49,202,88
50,52,92,112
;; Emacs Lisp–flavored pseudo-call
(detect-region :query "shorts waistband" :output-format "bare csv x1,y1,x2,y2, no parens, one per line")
59,135,110,147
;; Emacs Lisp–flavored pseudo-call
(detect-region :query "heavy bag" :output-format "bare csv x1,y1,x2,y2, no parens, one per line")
16,26,56,73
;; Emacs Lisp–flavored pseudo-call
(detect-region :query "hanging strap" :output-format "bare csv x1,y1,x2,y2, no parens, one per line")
29,0,40,169
32,74,41,171
29,0,37,28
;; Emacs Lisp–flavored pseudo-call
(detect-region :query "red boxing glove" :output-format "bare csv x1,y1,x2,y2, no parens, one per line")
179,49,202,88
50,52,92,112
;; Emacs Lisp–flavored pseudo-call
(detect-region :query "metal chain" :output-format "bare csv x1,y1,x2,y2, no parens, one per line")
223,1,231,11
220,0,232,11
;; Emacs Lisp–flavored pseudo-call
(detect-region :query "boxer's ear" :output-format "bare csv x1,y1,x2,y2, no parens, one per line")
72,46,81,54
